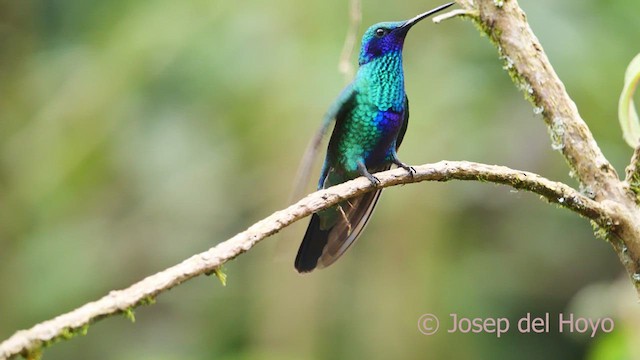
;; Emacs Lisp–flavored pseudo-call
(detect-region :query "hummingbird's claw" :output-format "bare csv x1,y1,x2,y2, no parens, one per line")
391,155,415,177
366,174,381,187
357,160,382,187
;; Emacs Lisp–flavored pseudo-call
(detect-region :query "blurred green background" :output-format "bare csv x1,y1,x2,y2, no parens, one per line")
2,0,640,359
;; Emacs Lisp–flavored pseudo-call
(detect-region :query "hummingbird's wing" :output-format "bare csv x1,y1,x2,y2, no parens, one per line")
295,164,388,272
396,95,409,149
317,164,389,269
290,84,356,202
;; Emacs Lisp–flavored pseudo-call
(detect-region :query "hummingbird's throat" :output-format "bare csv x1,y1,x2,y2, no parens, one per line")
363,51,405,112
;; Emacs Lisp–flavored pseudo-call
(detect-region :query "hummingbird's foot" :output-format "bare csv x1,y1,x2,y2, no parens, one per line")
391,156,416,177
357,161,381,187
365,173,381,186
402,165,417,177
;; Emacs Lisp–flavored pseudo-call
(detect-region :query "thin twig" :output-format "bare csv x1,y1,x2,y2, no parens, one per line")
338,0,361,81
432,9,473,23
0,161,611,360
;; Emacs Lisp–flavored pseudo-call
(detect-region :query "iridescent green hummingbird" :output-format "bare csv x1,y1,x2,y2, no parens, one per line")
295,2,454,272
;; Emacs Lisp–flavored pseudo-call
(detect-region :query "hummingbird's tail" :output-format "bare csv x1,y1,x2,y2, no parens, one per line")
294,213,330,272
294,187,383,273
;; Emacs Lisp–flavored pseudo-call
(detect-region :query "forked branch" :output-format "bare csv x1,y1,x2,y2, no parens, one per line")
3,0,640,358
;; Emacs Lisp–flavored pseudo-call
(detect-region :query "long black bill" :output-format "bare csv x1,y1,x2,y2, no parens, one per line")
401,2,455,29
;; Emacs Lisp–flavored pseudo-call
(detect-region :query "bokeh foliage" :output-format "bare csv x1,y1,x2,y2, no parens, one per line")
1,0,639,359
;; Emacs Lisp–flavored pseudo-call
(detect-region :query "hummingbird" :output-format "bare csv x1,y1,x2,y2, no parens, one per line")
294,2,454,272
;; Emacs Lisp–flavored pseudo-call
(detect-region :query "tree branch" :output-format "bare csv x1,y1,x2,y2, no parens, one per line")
453,0,621,199
0,161,610,360
440,0,640,295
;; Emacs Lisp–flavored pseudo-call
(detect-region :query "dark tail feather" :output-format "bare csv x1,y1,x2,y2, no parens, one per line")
295,213,330,273
294,189,383,273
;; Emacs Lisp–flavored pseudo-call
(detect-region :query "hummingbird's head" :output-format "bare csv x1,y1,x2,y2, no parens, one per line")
358,2,453,65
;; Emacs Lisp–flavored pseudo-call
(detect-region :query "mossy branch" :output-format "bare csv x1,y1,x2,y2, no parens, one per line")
0,161,613,360
436,0,640,295
449,0,622,197
625,145,640,199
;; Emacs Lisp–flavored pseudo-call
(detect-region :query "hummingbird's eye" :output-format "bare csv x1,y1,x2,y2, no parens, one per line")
375,28,387,38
